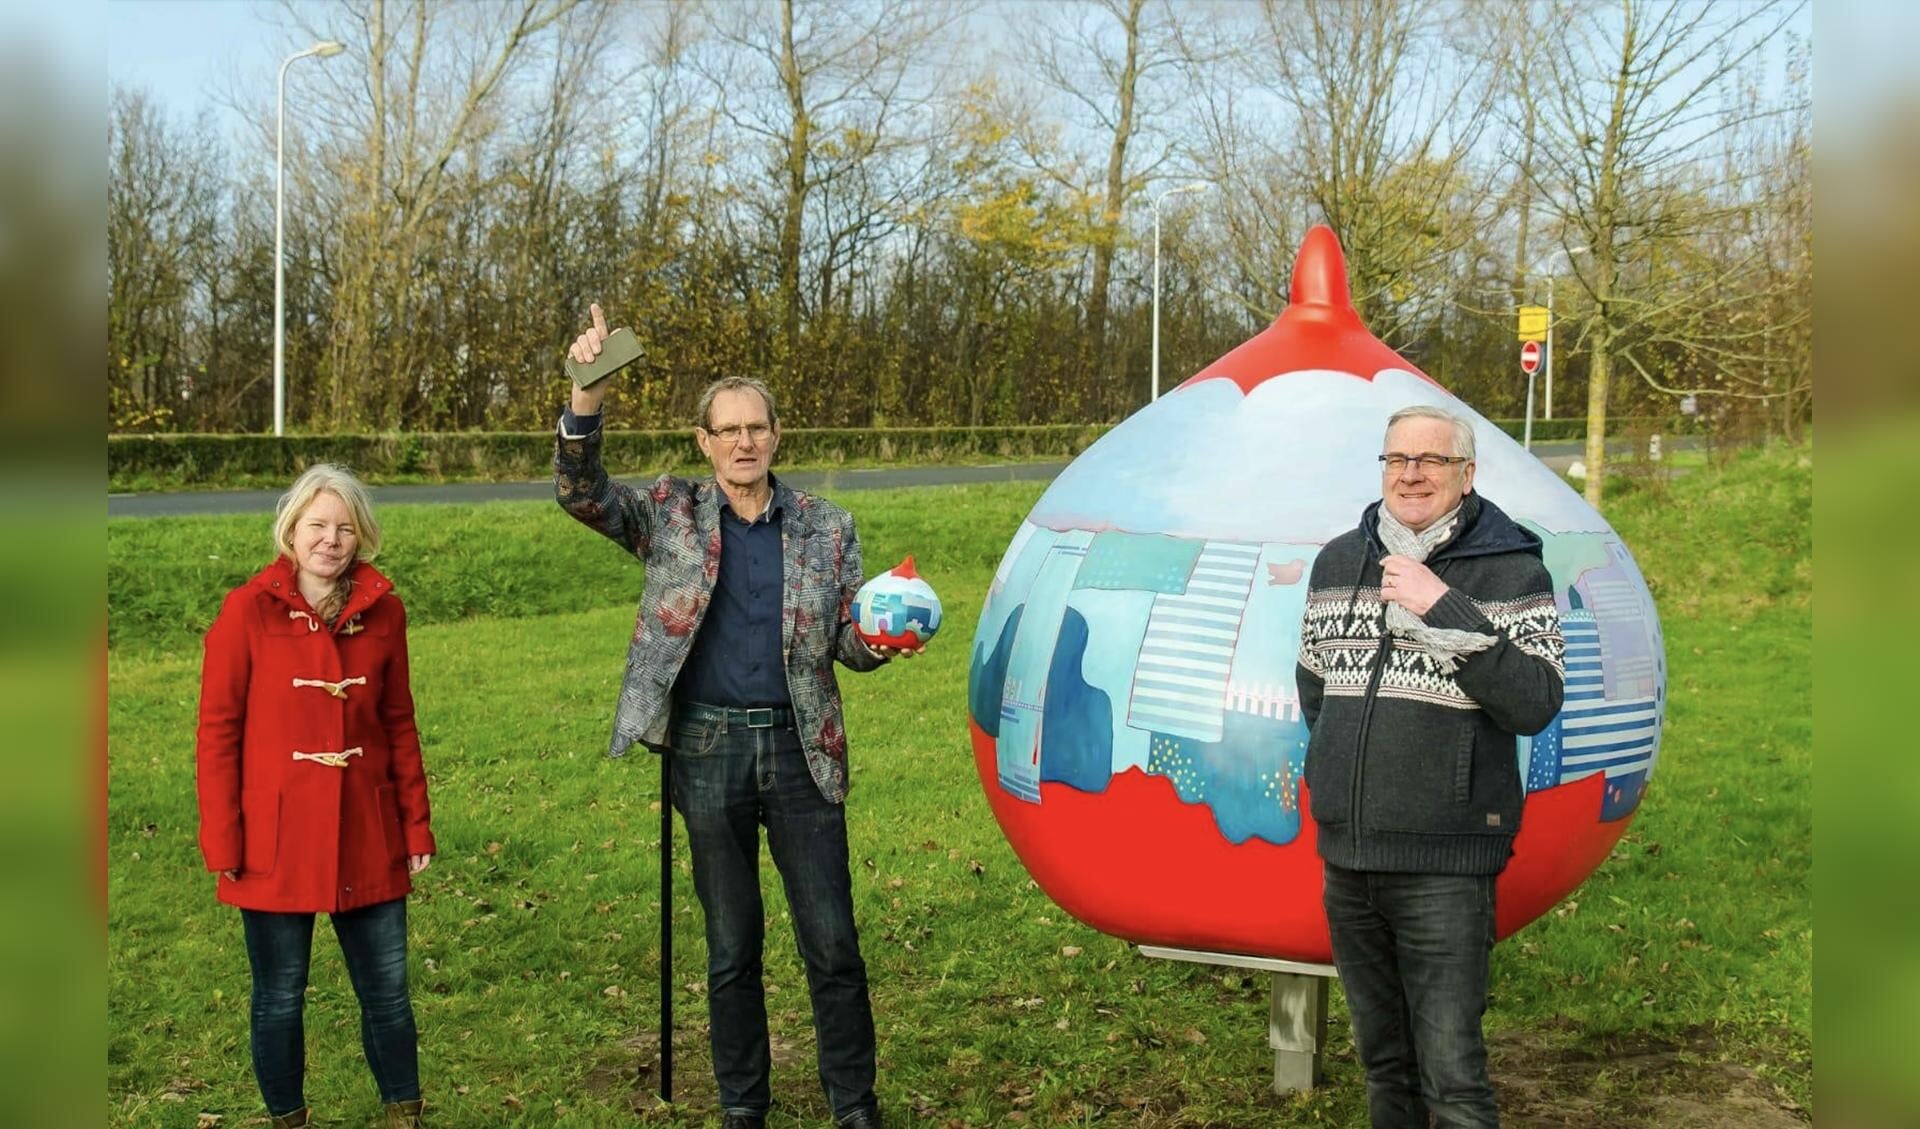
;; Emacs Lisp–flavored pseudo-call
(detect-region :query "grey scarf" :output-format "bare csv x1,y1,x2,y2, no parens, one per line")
1375,503,1497,673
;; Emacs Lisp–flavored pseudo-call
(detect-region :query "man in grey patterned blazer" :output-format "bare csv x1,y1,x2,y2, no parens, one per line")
555,305,917,1129
1296,404,1565,1129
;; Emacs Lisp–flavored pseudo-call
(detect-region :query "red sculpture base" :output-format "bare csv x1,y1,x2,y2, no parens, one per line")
970,719,1628,962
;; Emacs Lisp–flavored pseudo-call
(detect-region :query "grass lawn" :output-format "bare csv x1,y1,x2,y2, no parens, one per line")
107,450,1811,1127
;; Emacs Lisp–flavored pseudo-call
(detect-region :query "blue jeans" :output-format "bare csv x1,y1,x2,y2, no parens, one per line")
1322,863,1499,1129
669,715,877,1121
240,897,420,1115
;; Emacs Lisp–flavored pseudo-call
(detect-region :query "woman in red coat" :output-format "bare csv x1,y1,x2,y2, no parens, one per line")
196,463,435,1129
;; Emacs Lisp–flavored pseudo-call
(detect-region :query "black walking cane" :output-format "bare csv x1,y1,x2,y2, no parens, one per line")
658,752,673,1104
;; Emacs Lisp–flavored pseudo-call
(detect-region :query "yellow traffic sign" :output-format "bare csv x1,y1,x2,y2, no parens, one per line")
1517,305,1549,342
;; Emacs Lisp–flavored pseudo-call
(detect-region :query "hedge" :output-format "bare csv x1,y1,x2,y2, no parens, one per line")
108,416,1691,490
107,425,1112,491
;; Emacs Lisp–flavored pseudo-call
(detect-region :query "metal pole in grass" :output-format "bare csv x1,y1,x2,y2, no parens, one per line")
659,753,673,1103
1150,181,1210,403
273,39,345,437
1527,245,1587,423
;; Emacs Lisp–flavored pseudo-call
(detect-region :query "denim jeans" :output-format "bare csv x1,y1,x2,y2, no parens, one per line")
1322,862,1499,1129
669,714,877,1122
239,897,420,1115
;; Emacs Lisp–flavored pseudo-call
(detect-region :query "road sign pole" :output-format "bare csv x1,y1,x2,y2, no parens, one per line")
1518,340,1543,452
1545,275,1554,419
1523,369,1536,452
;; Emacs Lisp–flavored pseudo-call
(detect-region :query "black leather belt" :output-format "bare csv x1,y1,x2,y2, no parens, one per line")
677,701,794,729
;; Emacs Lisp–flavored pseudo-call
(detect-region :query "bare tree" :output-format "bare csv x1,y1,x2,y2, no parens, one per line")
699,0,959,406
103,0,1813,445
927,80,1092,423
279,0,586,427
1253,0,1503,346
1182,42,1283,324
108,91,222,430
1533,0,1806,505
1476,1,1552,306
1008,0,1197,418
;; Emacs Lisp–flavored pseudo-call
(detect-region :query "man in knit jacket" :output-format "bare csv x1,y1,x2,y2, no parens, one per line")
1296,404,1566,1128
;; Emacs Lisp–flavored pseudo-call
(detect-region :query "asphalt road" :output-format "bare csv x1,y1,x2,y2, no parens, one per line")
107,460,1073,518
106,438,1696,518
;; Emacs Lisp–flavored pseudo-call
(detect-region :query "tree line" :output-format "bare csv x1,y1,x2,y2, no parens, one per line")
108,0,1809,503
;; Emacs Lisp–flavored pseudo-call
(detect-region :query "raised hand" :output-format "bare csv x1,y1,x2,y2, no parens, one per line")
568,302,616,415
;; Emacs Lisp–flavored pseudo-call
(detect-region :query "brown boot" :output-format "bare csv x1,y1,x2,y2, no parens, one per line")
268,1110,312,1129
384,1098,425,1127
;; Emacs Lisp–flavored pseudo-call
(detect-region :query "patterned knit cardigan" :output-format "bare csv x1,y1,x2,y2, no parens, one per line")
1296,494,1567,875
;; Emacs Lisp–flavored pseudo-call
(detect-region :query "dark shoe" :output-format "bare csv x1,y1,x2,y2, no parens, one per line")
720,1114,766,1129
384,1098,425,1127
837,1110,882,1129
268,1110,312,1129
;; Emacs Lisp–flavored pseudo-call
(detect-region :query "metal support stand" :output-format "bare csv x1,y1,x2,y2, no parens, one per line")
658,754,673,1104
1138,945,1337,1094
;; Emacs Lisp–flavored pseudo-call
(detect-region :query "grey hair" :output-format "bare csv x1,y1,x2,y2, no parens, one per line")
696,377,779,430
1384,404,1476,461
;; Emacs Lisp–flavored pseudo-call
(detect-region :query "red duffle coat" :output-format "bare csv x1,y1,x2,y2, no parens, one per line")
195,556,435,913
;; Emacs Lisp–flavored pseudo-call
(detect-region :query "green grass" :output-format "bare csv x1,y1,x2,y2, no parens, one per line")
104,483,1039,657
107,449,1811,1126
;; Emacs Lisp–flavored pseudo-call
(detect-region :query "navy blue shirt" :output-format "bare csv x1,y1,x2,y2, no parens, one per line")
563,407,791,708
676,490,789,707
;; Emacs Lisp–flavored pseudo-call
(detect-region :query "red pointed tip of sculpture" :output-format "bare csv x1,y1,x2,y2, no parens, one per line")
892,555,919,580
1174,224,1444,395
1287,225,1353,311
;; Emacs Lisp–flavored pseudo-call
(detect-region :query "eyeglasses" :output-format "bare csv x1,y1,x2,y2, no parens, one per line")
705,422,773,445
1379,453,1468,474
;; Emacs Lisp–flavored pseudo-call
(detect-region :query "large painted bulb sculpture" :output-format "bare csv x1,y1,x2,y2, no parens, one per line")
966,226,1666,962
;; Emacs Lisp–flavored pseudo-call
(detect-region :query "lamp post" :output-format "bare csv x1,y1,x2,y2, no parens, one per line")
1528,244,1587,421
275,40,346,437
1151,181,1210,403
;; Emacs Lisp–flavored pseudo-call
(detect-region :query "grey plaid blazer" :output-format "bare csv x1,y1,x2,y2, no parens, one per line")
554,422,885,802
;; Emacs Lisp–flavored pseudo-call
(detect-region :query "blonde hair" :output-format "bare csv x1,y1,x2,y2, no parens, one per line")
273,463,382,623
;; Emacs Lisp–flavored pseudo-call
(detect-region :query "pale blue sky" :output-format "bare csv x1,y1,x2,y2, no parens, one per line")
106,0,1850,160
108,0,294,137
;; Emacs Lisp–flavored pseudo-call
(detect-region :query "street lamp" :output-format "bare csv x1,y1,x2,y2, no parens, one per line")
1527,244,1587,422
1151,181,1210,402
274,39,346,437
